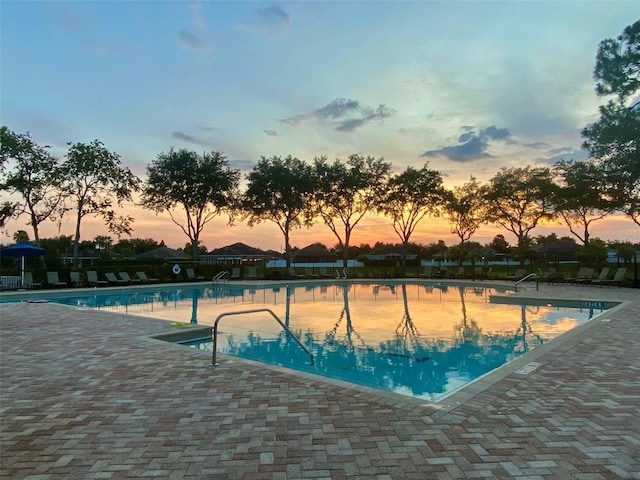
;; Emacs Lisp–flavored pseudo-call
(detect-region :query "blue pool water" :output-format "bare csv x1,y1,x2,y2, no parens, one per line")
1,281,613,401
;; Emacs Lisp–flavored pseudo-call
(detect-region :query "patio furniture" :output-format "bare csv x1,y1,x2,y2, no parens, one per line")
119,272,141,284
136,271,159,283
186,268,204,281
105,272,128,286
86,271,108,287
22,271,42,289
593,267,626,287
46,271,67,288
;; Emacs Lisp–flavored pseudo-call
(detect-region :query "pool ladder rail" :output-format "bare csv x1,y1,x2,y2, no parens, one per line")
212,271,230,283
514,273,539,291
211,308,314,367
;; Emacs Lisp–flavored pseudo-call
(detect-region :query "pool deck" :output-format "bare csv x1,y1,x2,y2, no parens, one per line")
1,281,639,479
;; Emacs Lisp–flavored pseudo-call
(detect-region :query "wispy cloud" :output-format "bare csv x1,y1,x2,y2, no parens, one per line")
237,4,291,34
280,98,395,132
257,5,290,28
188,1,205,28
172,131,214,147
540,147,588,165
263,129,278,137
177,29,206,49
422,126,514,162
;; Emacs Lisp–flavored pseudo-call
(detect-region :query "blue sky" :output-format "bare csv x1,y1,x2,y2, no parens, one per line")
1,1,638,249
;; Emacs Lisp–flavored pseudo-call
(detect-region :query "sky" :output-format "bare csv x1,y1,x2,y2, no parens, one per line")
1,1,639,251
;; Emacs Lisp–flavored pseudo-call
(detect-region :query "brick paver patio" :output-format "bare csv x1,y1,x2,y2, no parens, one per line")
1,282,639,479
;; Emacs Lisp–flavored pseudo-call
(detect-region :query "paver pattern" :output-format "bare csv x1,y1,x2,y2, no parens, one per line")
1,282,639,479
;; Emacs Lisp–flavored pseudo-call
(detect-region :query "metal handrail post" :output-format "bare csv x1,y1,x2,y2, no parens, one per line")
514,273,538,291
211,308,314,366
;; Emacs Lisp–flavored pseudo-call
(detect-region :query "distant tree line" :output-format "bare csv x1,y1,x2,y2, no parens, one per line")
1,21,638,271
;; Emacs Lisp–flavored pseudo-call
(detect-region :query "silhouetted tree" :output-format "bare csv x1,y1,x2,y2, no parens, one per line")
0,127,64,244
242,155,315,268
484,166,555,264
552,158,614,244
582,20,640,226
141,148,239,262
314,154,391,269
59,139,140,266
379,163,445,274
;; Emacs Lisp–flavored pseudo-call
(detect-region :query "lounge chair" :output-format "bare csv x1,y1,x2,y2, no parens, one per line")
136,271,159,283
22,271,42,289
105,272,128,286
70,271,82,287
567,267,593,284
246,266,258,280
304,268,320,278
119,272,141,284
418,266,433,278
541,267,562,284
46,271,67,288
288,267,304,279
229,267,241,280
86,271,108,287
594,267,626,287
589,268,610,285
318,267,333,278
186,268,205,281
433,267,448,279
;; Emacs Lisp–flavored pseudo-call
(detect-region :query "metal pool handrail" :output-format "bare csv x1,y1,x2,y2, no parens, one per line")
515,273,539,291
211,308,314,366
212,271,230,283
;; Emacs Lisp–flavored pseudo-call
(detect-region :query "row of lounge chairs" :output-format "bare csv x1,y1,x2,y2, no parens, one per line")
22,270,160,289
543,267,627,287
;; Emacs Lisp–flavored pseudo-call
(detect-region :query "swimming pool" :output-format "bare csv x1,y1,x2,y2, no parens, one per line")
1,281,614,401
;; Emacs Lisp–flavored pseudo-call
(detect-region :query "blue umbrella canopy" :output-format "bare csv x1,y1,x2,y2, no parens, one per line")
1,243,45,288
1,243,46,257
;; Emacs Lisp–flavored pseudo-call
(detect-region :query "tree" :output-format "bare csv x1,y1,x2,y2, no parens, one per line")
0,127,63,244
552,158,614,244
241,155,315,268
582,20,640,226
314,154,391,269
484,166,555,263
141,148,239,262
443,176,486,248
59,139,141,266
488,234,510,254
379,163,445,275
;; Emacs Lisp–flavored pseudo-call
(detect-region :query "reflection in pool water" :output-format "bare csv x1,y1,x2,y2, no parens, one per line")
5,281,610,401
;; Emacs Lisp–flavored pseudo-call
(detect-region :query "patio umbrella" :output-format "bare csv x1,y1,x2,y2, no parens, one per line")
0,243,46,287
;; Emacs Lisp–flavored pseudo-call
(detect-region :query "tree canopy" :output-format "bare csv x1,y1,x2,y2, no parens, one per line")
552,159,613,244
242,155,315,267
141,148,239,261
582,20,640,226
443,176,485,248
59,139,141,266
484,166,555,263
0,127,63,243
314,154,391,269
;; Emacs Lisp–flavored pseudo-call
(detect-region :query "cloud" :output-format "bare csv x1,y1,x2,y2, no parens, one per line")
540,147,589,165
256,5,291,27
422,126,514,162
229,159,257,171
280,98,395,132
188,1,205,28
172,131,214,147
177,29,205,49
263,129,278,137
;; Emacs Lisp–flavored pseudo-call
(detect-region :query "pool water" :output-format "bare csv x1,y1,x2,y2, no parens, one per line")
3,281,612,401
